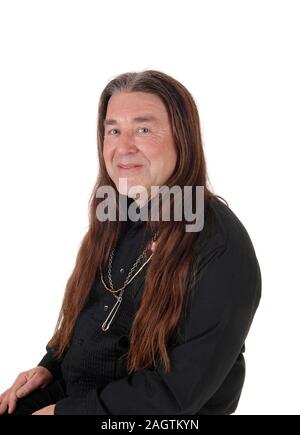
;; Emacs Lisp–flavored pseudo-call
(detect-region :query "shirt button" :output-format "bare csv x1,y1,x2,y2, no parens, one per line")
104,305,109,311
120,268,125,274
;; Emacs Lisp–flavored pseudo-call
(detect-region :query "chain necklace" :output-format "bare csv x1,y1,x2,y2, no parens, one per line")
100,231,158,332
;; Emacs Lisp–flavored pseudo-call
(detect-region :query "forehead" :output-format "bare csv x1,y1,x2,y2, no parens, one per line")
105,91,169,120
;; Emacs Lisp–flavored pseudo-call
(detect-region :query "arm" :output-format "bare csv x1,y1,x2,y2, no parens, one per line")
37,344,65,380
54,238,261,415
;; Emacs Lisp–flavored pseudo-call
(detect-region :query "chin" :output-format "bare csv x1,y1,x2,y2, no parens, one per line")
118,179,149,199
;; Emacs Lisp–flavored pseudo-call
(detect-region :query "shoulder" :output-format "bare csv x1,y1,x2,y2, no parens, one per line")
191,195,261,300
194,195,258,263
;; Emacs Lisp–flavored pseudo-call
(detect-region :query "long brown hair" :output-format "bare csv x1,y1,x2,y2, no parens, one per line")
48,70,228,373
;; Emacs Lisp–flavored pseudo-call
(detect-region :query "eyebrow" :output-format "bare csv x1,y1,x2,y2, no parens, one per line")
104,115,158,126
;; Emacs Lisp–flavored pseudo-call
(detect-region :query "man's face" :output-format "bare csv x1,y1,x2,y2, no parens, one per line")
103,91,177,202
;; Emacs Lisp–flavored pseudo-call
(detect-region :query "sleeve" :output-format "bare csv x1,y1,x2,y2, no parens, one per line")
54,238,262,415
37,344,64,379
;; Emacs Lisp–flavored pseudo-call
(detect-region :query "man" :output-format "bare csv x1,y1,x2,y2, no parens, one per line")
0,70,261,415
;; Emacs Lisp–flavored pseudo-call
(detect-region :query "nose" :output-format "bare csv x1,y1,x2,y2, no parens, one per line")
115,131,138,155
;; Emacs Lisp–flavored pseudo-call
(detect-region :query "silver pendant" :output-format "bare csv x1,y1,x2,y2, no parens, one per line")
101,293,123,331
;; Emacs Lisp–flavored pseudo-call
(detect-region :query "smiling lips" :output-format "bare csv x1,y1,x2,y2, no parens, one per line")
117,163,143,171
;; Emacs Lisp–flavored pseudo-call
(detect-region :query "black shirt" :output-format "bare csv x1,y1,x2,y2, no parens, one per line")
38,196,261,415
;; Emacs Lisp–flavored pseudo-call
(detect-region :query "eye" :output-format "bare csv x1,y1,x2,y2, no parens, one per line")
137,127,150,134
108,128,119,135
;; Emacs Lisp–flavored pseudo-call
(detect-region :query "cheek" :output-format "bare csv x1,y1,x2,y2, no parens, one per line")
103,144,112,166
168,146,177,170
148,139,176,167
139,136,163,159
165,140,177,170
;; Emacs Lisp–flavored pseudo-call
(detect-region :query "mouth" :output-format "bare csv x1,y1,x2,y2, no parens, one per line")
117,163,144,172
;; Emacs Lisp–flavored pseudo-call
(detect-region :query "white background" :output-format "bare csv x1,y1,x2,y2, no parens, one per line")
0,0,299,415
